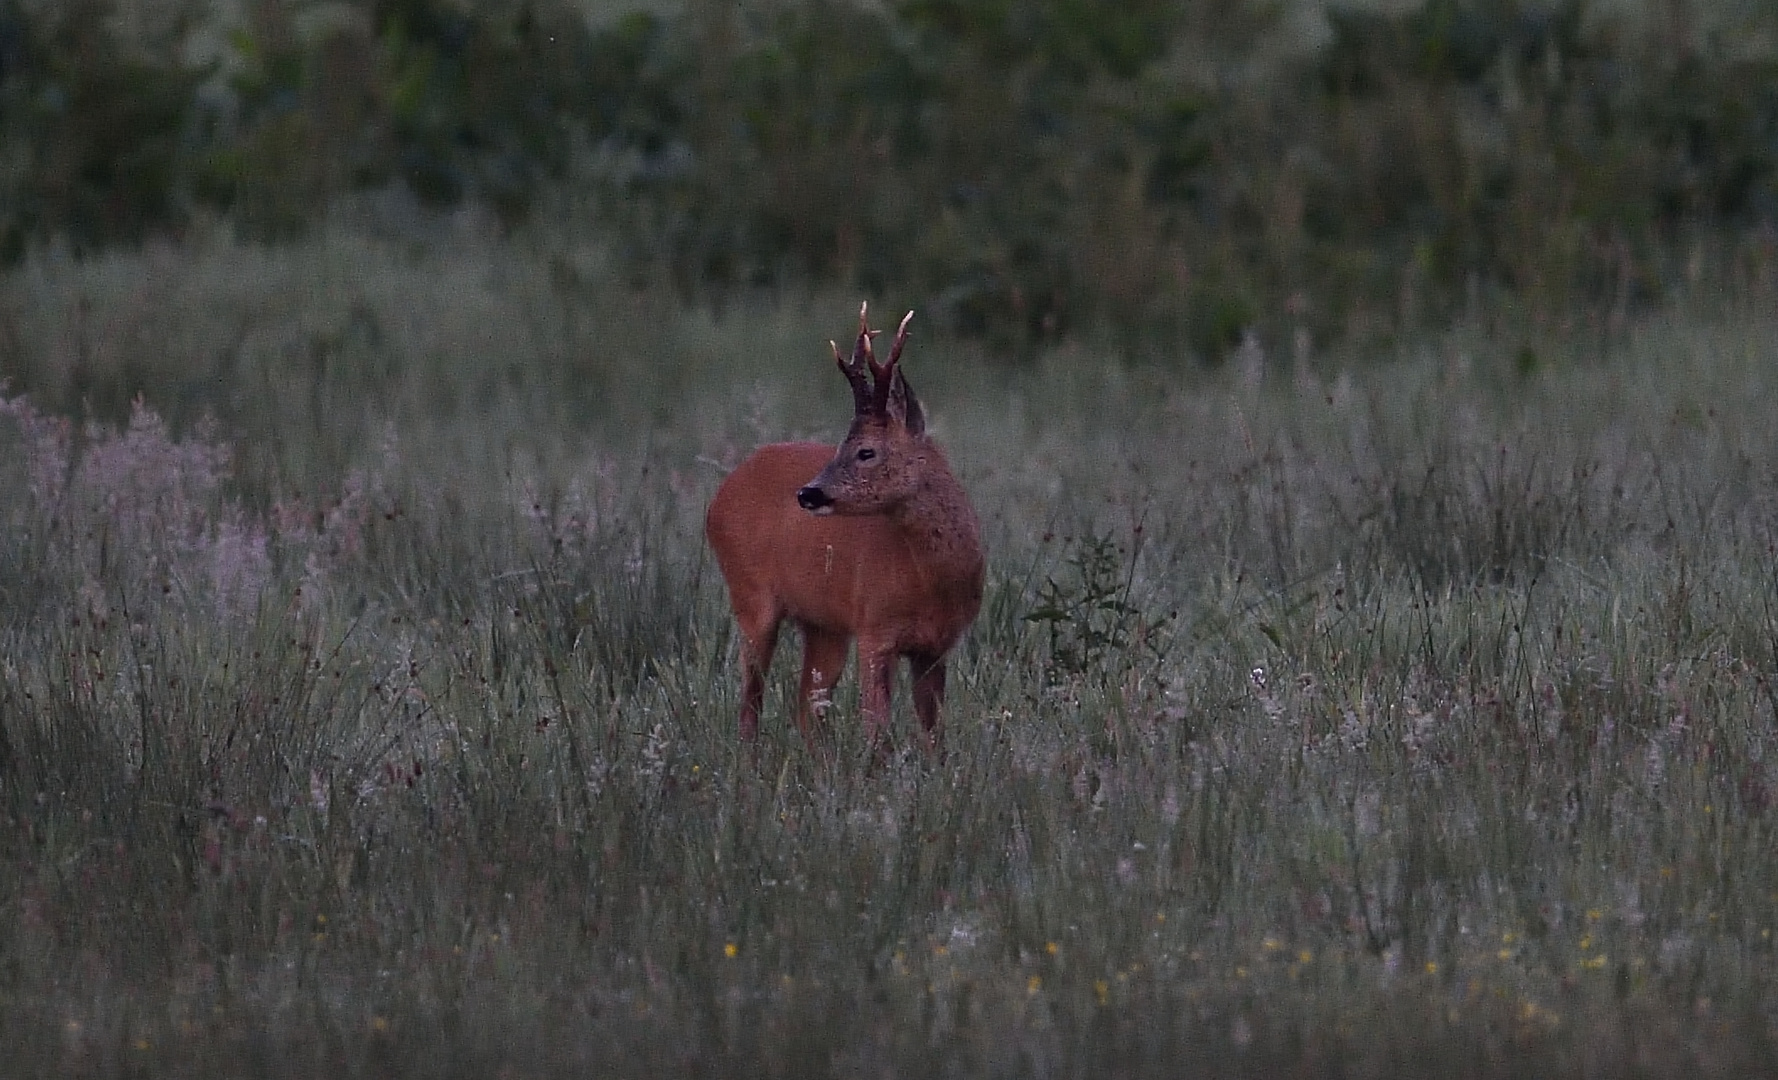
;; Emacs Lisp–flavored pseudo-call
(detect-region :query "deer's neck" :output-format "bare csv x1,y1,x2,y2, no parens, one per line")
890,446,983,579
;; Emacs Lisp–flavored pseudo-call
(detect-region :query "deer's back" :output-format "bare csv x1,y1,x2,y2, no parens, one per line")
706,442,983,651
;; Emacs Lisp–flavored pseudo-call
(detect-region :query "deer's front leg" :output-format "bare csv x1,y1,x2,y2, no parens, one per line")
858,643,897,763
794,625,849,758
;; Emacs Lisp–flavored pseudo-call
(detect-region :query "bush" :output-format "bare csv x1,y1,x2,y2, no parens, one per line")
1,0,1775,352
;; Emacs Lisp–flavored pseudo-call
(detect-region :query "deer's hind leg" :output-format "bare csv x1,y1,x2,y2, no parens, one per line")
794,624,850,756
732,601,783,743
909,652,947,756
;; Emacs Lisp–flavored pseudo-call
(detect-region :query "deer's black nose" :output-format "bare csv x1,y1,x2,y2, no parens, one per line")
797,486,833,511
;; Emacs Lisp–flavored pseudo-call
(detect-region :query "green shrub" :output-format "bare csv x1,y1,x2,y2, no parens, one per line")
1,0,1775,352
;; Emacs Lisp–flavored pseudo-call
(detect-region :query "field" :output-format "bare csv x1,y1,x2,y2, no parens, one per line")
3,219,1778,1077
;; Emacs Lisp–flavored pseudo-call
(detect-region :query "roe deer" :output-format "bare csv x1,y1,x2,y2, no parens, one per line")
706,303,984,759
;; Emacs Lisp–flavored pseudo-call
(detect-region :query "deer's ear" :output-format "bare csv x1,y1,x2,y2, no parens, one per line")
889,369,925,436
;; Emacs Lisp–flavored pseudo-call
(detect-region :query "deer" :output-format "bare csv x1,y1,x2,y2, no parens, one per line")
705,303,985,761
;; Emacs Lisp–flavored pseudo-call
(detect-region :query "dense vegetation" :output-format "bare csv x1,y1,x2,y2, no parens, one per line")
2,0,1776,351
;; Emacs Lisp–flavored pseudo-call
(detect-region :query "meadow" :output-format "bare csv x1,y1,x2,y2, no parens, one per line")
3,216,1778,1077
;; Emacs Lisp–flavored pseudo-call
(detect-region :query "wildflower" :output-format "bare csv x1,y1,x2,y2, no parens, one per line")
0,393,72,503
724,942,738,959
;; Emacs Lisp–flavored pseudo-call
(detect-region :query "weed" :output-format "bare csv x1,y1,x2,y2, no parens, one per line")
1025,527,1171,691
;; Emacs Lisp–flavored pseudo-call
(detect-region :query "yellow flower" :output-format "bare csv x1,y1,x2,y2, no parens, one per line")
724,942,738,959
1027,975,1042,995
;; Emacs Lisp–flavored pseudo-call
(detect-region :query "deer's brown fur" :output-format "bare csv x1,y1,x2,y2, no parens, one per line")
705,305,985,758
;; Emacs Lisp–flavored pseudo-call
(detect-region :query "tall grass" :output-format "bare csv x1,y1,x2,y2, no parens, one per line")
2,222,1777,1075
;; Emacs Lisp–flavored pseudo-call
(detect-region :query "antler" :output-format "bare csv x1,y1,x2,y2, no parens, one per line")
832,303,915,417
863,309,913,383
832,301,882,415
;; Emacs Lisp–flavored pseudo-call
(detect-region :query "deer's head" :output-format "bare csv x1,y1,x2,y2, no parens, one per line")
797,304,930,517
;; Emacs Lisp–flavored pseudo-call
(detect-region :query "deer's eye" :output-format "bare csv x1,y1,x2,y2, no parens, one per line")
856,448,877,462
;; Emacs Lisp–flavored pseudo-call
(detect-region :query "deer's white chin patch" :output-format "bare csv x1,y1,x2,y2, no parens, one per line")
807,505,836,516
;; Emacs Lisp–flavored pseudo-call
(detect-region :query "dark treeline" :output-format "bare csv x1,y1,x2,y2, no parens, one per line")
2,0,1775,355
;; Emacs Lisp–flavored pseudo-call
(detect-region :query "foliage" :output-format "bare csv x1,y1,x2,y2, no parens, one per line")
0,0,205,259
2,0,1776,352
1024,526,1171,688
